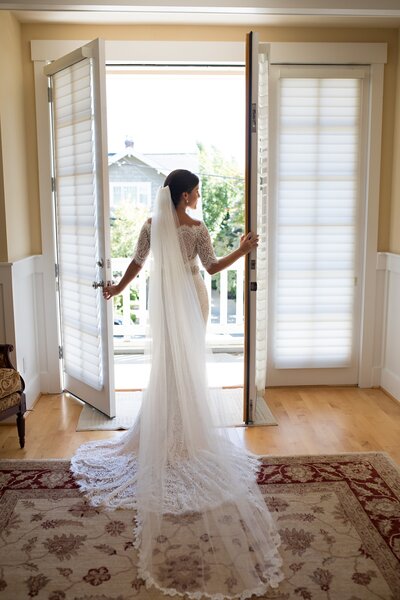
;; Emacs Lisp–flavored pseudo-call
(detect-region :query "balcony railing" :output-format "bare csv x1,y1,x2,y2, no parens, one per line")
112,257,244,349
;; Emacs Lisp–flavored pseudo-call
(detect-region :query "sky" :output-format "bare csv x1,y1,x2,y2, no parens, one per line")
106,68,245,170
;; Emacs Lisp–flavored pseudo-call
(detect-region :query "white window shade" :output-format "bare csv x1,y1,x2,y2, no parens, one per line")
53,58,104,389
275,76,361,369
255,50,269,392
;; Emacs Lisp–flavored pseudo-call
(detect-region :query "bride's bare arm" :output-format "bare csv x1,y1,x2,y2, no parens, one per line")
207,233,258,275
103,220,150,300
103,260,142,300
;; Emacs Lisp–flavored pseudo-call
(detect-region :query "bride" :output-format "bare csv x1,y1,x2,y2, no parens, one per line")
71,169,283,599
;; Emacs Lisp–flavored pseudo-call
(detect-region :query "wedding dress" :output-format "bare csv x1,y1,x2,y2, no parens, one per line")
71,186,283,599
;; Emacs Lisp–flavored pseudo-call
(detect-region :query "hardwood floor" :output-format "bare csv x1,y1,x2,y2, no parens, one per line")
0,387,399,465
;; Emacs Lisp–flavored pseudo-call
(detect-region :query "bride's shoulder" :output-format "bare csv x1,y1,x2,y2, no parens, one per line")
186,216,202,228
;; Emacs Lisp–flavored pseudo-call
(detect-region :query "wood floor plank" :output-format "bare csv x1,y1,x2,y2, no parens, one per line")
0,387,399,465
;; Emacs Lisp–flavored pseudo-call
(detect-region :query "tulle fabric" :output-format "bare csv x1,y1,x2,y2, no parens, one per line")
71,186,283,598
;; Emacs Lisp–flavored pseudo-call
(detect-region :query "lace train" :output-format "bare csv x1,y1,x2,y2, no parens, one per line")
71,187,283,598
71,414,283,599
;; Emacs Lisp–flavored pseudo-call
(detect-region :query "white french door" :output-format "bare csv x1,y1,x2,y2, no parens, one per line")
246,38,370,390
244,32,269,423
267,65,367,386
44,39,115,416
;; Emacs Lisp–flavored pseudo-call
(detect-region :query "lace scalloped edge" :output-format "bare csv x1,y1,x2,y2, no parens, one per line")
132,506,284,600
69,452,265,514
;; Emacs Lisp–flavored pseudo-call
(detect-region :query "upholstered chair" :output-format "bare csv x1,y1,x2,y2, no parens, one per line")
0,344,26,448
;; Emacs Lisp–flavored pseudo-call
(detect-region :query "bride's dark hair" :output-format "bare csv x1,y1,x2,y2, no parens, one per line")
164,169,199,208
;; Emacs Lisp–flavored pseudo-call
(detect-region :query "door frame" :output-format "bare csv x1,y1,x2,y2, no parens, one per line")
32,39,386,393
266,63,368,386
32,40,245,394
252,41,386,389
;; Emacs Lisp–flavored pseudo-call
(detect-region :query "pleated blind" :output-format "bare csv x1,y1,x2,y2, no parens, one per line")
275,76,361,369
53,58,104,389
255,50,269,392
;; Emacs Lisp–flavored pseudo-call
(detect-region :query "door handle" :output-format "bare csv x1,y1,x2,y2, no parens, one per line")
92,280,104,289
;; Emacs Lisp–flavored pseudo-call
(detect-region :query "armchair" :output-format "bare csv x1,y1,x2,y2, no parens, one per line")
0,344,26,448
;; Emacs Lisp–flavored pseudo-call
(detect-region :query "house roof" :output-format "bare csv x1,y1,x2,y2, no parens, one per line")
108,149,199,177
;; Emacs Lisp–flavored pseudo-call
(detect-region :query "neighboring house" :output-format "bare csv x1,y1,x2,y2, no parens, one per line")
108,143,199,212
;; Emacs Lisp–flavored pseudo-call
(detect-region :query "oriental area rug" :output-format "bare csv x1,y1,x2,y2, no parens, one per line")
0,453,399,600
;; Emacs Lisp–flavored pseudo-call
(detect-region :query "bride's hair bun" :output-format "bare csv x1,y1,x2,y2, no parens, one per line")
164,169,199,207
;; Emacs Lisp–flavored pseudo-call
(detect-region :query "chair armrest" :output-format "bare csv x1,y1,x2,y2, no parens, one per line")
0,345,25,392
0,369,23,399
0,344,15,369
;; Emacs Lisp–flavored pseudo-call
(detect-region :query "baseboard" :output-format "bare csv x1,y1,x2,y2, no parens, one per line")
380,367,400,403
24,372,42,411
371,366,382,388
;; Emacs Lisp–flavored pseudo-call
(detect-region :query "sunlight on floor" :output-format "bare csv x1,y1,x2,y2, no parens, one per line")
114,352,244,389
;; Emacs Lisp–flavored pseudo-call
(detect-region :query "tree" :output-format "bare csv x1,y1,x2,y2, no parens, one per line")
197,142,244,256
110,202,149,322
110,202,149,258
197,143,245,299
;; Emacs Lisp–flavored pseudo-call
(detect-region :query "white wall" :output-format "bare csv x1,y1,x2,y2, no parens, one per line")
0,256,43,410
1,251,399,414
379,252,400,400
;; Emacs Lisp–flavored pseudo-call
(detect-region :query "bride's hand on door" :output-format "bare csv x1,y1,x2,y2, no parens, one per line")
103,284,121,300
239,232,259,255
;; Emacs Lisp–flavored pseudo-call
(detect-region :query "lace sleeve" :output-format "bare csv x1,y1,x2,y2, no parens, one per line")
132,221,151,266
197,222,218,270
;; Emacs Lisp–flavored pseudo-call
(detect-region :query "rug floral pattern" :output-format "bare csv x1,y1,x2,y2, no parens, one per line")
0,453,399,599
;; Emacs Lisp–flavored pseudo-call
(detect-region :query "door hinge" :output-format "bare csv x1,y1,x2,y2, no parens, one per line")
250,281,257,291
251,103,257,133
55,263,59,278
58,346,63,360
51,176,56,193
47,86,53,103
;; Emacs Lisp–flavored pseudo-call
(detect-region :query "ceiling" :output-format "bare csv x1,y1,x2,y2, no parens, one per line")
2,0,400,27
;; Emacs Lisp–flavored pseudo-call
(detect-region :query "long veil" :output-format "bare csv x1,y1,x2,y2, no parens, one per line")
71,187,283,598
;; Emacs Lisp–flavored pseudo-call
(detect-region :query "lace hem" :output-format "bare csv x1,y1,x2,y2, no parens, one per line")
132,498,284,600
70,440,264,514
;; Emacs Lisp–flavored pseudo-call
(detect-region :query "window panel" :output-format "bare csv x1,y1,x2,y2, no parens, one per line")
274,76,361,369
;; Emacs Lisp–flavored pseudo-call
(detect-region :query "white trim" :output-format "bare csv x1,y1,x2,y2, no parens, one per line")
31,40,245,64
0,257,44,408
358,63,385,388
33,60,63,393
268,42,387,65
33,39,387,390
7,0,400,17
32,40,387,66
379,252,400,402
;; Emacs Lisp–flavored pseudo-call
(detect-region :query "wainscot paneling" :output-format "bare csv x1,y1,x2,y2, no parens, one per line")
379,252,400,402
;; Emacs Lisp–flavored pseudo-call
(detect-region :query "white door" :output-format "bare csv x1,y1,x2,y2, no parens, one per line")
244,32,270,423
267,65,367,386
44,39,115,417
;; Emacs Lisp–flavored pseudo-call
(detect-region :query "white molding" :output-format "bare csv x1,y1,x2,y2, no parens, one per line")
386,252,400,274
381,368,400,403
269,42,387,65
7,0,400,17
0,257,44,409
33,39,387,390
33,61,63,394
377,252,400,402
31,40,387,66
358,63,385,388
31,40,245,64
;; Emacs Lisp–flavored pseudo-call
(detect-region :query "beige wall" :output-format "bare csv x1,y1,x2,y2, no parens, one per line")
14,20,400,255
0,12,33,262
390,28,400,253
